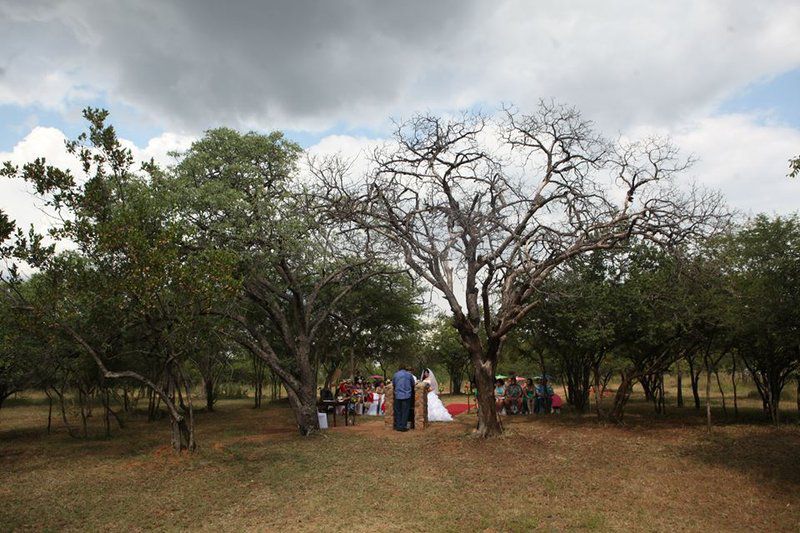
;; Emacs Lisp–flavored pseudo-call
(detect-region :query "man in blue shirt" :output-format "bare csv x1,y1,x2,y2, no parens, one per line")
392,365,415,431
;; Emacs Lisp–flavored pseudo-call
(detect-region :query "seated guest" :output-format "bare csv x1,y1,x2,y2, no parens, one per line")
503,374,524,414
533,378,545,414
494,379,506,413
535,378,554,414
550,392,563,414
524,378,535,414
319,387,335,414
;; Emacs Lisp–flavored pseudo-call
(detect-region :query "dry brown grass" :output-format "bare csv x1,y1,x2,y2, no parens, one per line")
1,390,799,532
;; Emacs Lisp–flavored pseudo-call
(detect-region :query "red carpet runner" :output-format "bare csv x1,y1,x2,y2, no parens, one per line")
445,403,470,416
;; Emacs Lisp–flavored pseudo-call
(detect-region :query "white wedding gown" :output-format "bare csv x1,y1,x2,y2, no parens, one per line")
422,370,453,422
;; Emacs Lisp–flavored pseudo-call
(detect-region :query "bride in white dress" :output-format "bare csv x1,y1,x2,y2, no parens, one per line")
421,369,453,422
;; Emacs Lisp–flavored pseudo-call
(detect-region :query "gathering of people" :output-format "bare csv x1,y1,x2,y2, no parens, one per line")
318,375,388,419
490,373,563,415
319,368,563,429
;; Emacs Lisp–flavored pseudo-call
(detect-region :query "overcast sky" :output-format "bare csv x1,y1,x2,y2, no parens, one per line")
2,0,799,232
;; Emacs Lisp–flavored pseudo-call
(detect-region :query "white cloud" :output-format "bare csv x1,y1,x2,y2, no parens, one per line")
0,127,195,239
0,127,78,233
309,112,800,217
672,114,800,216
2,112,798,254
305,134,383,184
1,1,799,134
120,131,195,169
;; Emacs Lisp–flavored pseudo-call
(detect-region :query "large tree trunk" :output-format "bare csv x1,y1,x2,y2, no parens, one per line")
748,363,785,425
179,366,196,451
323,363,339,390
284,342,321,436
166,363,195,452
560,372,571,404
78,388,89,438
270,370,279,401
640,375,655,403
103,387,111,438
454,323,502,437
122,385,130,413
473,357,502,437
767,373,782,425
171,417,192,451
687,356,701,409
204,378,215,412
287,383,320,436
676,368,684,407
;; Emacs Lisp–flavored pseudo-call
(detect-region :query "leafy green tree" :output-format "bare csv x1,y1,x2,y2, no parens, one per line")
171,128,388,435
0,109,229,450
323,103,725,436
315,269,423,384
722,215,800,423
423,315,470,394
674,243,736,430
186,316,236,412
0,293,36,413
521,251,624,414
605,245,689,420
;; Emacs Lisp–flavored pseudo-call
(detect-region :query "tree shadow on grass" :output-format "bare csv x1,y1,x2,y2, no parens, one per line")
497,396,798,432
678,426,800,488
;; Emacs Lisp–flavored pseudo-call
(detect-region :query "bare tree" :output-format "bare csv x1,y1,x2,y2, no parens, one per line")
320,101,726,436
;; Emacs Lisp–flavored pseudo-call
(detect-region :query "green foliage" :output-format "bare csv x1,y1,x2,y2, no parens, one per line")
169,124,422,432
720,214,800,420
515,251,629,409
421,314,470,391
789,154,800,178
0,296,35,405
2,106,797,437
316,268,423,376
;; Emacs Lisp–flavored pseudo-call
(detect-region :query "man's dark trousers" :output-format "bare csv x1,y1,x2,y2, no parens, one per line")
394,397,411,430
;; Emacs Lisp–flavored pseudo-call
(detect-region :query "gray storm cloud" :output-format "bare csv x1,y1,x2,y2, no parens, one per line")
1,0,799,133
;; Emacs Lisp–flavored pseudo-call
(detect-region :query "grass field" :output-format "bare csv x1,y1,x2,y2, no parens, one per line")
1,384,799,532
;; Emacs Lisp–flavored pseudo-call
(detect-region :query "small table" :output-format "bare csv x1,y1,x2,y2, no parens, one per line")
318,398,356,427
